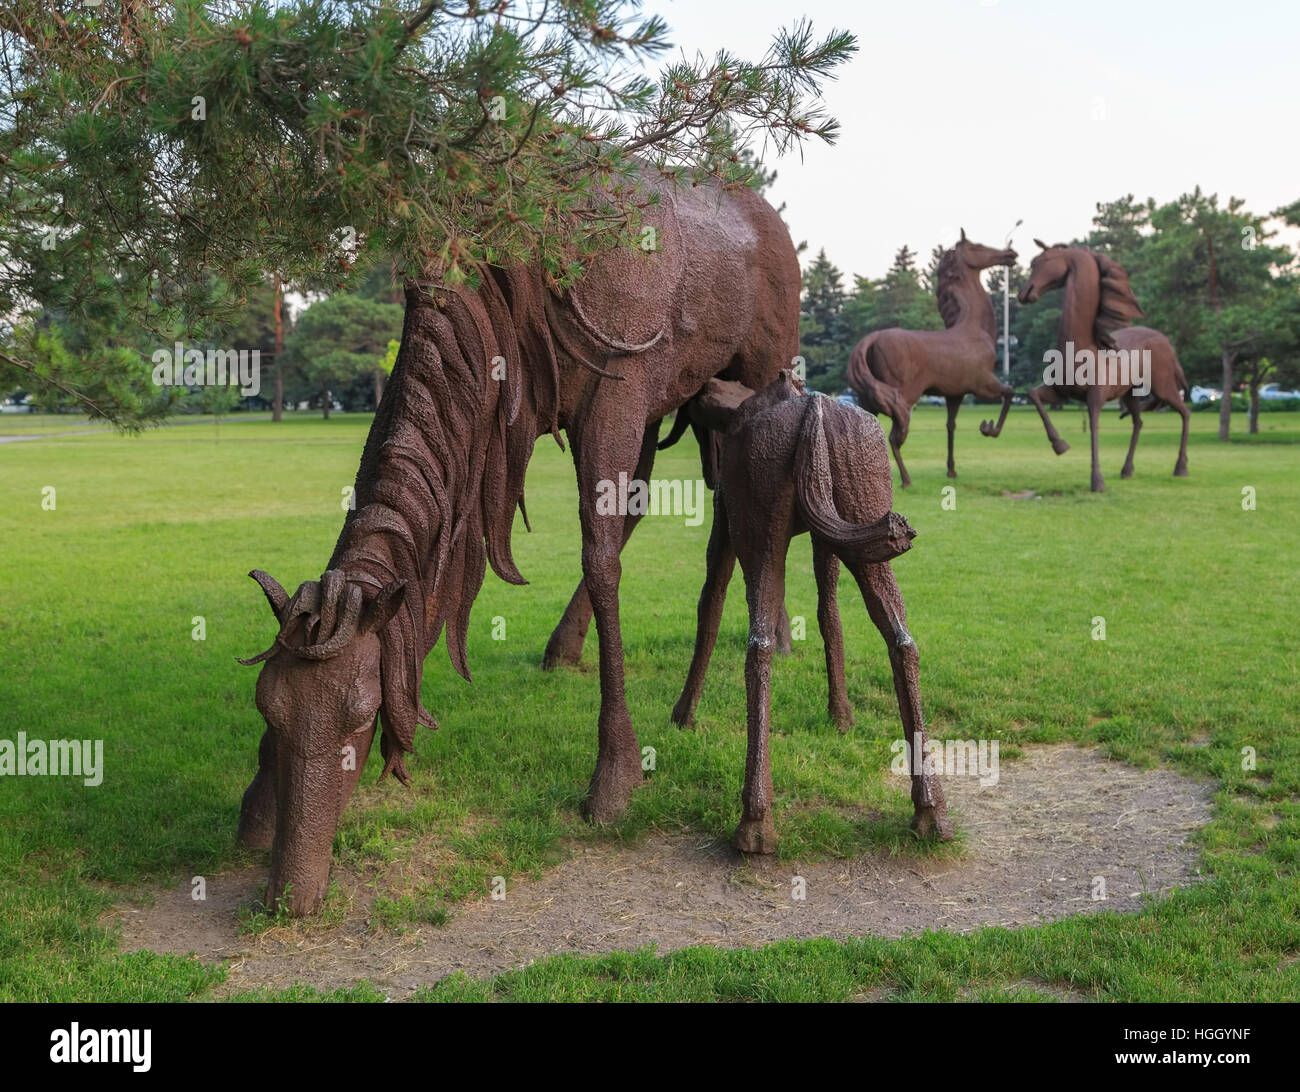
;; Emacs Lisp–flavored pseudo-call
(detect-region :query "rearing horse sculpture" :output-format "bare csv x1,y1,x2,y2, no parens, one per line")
1019,240,1189,493
235,170,800,916
846,231,1017,487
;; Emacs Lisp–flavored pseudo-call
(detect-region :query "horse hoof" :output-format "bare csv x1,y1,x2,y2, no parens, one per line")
732,817,778,854
1174,465,1189,478
1052,440,1070,455
1121,467,1134,479
581,760,644,823
669,699,695,729
830,708,855,733
946,469,957,479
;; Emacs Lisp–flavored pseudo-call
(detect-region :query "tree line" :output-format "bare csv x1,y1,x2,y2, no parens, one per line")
801,190,1300,438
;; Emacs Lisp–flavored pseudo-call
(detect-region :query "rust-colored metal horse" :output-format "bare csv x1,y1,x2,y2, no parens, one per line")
1019,241,1189,492
847,231,1017,487
235,170,801,916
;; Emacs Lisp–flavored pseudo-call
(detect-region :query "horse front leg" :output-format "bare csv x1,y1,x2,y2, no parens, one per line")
979,382,1014,438
1087,386,1105,493
542,424,660,670
574,422,648,823
1027,383,1070,455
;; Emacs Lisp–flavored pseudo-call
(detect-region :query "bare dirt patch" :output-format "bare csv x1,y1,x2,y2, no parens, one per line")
110,744,1212,998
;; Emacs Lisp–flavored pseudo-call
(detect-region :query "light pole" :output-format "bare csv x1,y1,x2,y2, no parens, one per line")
1003,218,1022,380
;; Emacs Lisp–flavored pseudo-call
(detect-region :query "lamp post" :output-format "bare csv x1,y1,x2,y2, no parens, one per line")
1003,218,1022,380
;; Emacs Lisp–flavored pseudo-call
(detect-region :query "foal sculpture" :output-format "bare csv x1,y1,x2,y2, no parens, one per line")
847,231,1017,487
236,170,800,915
670,371,952,852
1018,241,1190,492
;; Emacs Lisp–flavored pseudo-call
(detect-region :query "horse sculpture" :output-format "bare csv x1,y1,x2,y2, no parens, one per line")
846,231,1017,487
235,170,801,916
668,371,951,852
1019,241,1190,492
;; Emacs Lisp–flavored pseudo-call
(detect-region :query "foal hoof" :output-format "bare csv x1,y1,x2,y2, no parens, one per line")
830,707,855,733
1052,439,1071,455
732,816,778,855
911,806,954,843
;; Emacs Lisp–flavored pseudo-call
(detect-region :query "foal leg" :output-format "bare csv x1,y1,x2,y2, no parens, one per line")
236,727,278,850
733,545,786,854
813,536,852,731
845,557,952,840
979,381,1014,438
671,492,736,728
1120,391,1142,478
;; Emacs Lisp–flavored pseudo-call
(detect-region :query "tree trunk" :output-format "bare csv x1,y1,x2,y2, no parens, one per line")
1218,349,1234,441
322,387,330,420
374,369,385,410
272,273,284,422
1249,384,1260,434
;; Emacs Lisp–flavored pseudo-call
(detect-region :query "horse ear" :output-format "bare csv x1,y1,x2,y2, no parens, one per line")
1034,238,1049,250
249,570,289,623
364,580,406,633
959,227,967,242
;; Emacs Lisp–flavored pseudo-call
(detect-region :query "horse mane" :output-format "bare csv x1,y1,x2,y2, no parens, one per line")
1089,250,1145,349
319,264,559,774
934,247,964,328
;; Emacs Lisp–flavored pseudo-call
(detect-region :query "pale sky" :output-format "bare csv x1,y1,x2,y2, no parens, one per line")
650,0,1300,280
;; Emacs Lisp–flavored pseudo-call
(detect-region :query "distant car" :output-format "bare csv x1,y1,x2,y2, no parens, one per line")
1190,386,1221,404
1258,383,1300,400
835,389,859,408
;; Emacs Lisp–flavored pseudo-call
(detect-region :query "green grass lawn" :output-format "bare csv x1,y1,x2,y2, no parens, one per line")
1,404,1297,1002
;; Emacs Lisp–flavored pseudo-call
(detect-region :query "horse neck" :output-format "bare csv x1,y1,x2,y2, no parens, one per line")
1058,252,1101,352
940,266,996,338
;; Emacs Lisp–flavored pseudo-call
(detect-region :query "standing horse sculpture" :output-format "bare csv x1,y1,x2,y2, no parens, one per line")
1019,241,1190,493
847,231,1017,487
669,371,951,851
235,170,801,916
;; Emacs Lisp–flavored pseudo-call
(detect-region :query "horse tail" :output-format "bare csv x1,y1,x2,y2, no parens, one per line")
793,395,916,560
847,333,909,422
657,406,692,451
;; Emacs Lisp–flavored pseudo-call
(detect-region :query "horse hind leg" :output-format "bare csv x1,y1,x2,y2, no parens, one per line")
841,555,952,841
944,396,961,479
1120,391,1142,479
889,409,913,489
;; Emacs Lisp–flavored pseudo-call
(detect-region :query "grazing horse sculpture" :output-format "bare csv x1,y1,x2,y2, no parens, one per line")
669,371,952,852
235,171,801,915
847,231,1017,487
1019,241,1190,492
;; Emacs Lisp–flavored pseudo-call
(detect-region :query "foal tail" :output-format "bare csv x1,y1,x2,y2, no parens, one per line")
793,396,916,562
847,333,909,422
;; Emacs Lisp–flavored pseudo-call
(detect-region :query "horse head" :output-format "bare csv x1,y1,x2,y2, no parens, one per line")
237,570,412,916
